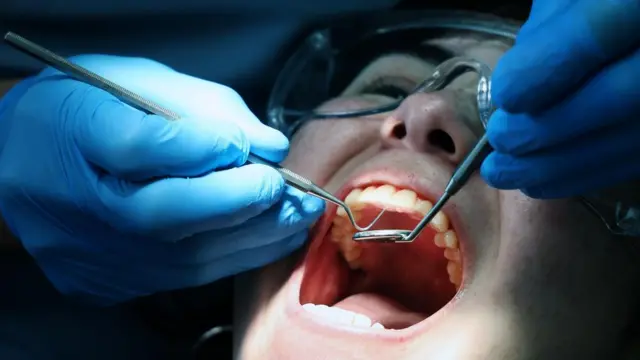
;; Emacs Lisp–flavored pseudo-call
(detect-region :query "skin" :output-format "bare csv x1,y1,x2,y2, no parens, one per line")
234,30,640,359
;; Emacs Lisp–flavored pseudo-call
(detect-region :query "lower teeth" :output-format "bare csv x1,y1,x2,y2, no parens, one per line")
302,303,386,330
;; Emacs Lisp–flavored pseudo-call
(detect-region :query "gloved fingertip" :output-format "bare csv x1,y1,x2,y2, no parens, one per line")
485,110,510,152
520,187,552,200
480,153,520,190
248,126,290,163
300,194,326,218
258,127,290,162
491,45,555,114
490,54,528,112
486,110,540,156
479,155,501,188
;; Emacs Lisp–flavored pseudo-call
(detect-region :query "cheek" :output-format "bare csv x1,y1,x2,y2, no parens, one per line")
283,120,381,184
491,193,633,306
495,195,589,286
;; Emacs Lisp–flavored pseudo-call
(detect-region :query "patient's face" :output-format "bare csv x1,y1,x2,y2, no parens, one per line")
234,30,640,359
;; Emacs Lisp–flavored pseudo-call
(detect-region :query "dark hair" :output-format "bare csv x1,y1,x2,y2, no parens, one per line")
395,0,532,22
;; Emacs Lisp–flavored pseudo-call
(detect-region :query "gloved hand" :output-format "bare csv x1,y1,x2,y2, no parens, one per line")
0,55,324,305
481,0,640,199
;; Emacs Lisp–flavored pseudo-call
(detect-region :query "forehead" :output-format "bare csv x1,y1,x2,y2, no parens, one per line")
424,34,512,67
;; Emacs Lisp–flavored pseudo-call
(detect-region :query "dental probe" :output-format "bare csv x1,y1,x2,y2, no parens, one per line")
3,31,386,232
353,134,493,243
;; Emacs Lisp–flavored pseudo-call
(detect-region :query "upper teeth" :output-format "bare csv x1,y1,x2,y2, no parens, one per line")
339,184,449,232
331,184,463,289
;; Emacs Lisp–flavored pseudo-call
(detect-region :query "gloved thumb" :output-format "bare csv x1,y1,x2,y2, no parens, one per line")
233,110,290,163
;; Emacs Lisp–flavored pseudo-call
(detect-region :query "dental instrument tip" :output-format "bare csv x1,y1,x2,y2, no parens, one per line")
348,206,387,231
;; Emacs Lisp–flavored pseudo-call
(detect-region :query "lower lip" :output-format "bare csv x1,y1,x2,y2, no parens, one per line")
282,262,463,343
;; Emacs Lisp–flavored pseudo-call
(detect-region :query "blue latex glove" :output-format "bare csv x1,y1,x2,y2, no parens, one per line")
0,55,324,305
481,0,640,199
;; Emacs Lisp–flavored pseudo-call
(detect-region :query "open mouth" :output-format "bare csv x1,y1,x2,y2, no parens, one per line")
298,171,465,332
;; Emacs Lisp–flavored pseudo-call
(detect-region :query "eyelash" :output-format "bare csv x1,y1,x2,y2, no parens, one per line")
359,77,414,100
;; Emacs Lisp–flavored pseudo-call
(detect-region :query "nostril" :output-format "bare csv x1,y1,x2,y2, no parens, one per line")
391,123,407,139
427,129,456,154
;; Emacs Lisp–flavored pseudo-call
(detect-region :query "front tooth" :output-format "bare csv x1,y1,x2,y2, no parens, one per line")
341,243,362,262
333,307,357,326
330,226,345,243
430,211,449,232
360,186,378,200
352,313,372,327
360,184,396,204
415,199,433,215
443,230,458,248
332,215,348,226
450,270,462,288
314,304,332,315
335,209,361,222
302,304,378,329
433,225,457,249
434,233,446,248
344,188,363,206
444,248,461,262
447,261,461,281
388,189,417,208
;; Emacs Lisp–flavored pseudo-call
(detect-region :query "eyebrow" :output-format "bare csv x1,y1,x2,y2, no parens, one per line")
422,35,513,57
409,43,456,63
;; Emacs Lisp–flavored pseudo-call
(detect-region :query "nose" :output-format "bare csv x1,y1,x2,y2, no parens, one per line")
380,91,480,165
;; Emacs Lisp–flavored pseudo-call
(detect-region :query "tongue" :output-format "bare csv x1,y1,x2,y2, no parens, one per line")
333,292,426,329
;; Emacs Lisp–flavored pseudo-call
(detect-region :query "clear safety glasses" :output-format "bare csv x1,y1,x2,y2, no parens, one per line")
265,11,640,238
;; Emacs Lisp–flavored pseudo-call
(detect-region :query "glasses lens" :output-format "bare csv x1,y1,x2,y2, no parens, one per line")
272,28,473,134
580,182,640,237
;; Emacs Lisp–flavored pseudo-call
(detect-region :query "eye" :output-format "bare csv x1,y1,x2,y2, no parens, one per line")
360,78,411,99
340,54,437,100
